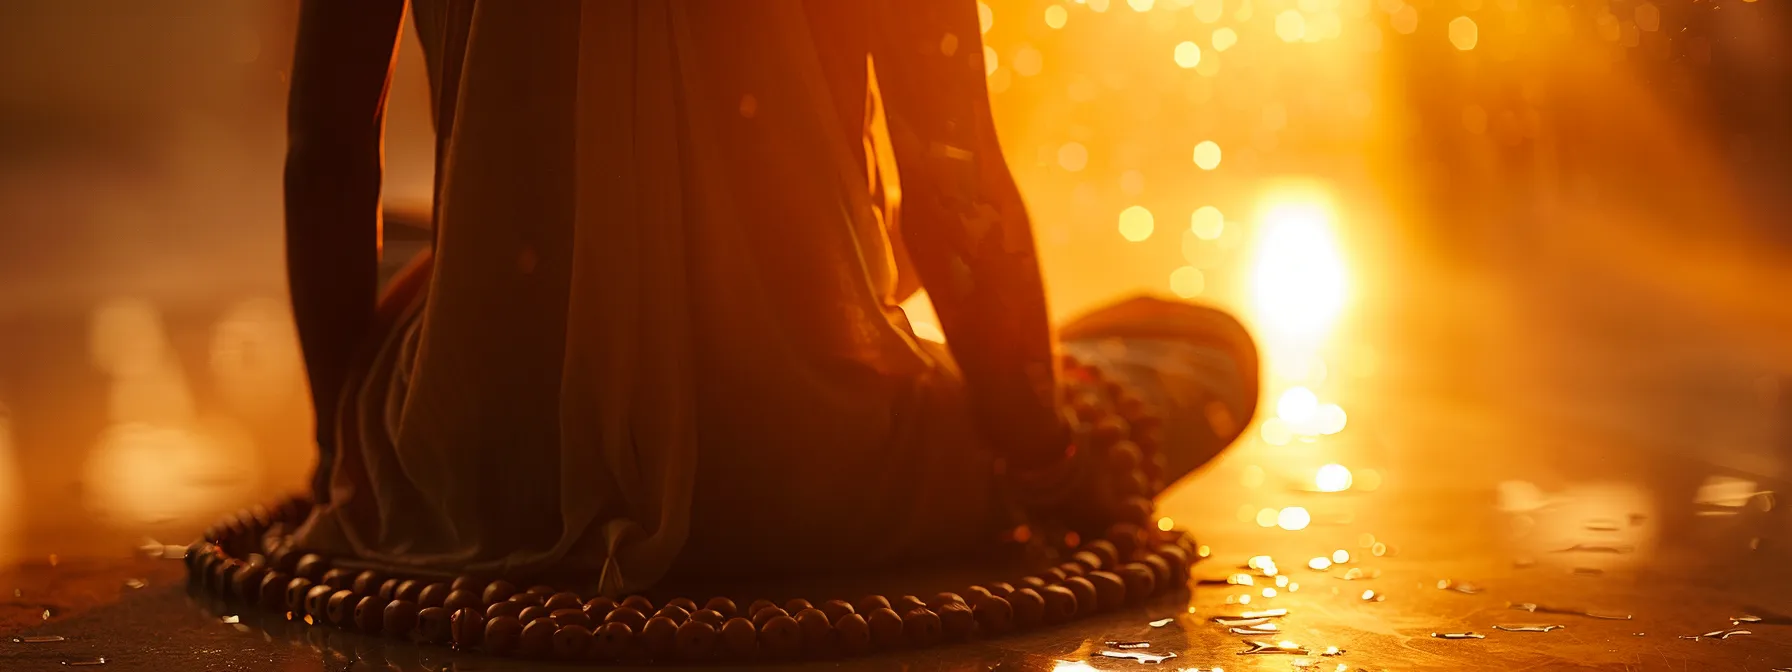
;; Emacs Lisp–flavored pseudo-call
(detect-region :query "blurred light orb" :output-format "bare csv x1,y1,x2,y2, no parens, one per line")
1276,386,1320,424
1256,508,1280,528
1392,5,1419,34
1448,16,1478,50
1634,2,1660,31
1130,0,1156,10
1193,140,1223,170
1315,463,1353,492
1013,45,1043,76
1057,142,1089,171
1119,205,1156,242
1250,197,1347,339
1260,418,1294,445
1308,556,1332,570
1213,27,1238,51
1170,266,1206,298
1174,41,1203,68
1316,403,1348,434
1275,10,1307,42
1120,169,1145,195
1089,0,1111,11
1192,206,1225,239
982,45,999,75
1157,516,1176,532
1332,549,1351,563
1194,0,1225,22
977,1,994,32
1277,506,1312,531
1045,4,1069,29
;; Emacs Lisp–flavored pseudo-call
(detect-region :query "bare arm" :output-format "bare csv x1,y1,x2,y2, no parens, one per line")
874,0,1067,470
284,0,406,495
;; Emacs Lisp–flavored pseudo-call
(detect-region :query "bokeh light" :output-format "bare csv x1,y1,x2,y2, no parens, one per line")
1315,463,1354,492
1191,206,1225,240
1193,141,1223,170
1448,16,1479,50
1174,41,1203,69
1119,206,1156,242
1276,386,1320,424
1170,266,1206,297
1277,506,1312,530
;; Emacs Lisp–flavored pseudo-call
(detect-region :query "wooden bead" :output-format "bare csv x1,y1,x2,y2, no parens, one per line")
552,624,592,660
1009,588,1045,628
758,615,801,658
1120,562,1157,602
283,578,314,614
866,607,904,649
482,580,518,605
1058,562,1087,579
667,597,698,612
1156,544,1191,574
902,608,942,647
259,572,290,611
527,585,557,598
594,621,634,661
417,606,452,644
1071,551,1106,573
418,582,451,609
938,602,977,640
675,618,718,661
1105,523,1142,560
394,579,424,603
819,599,855,623
518,606,550,624
836,613,871,654
519,618,556,658
783,598,814,615
927,592,966,613
973,595,1013,634
354,596,388,634
746,599,778,618
1141,554,1173,588
552,608,593,629
1040,585,1078,624
703,597,737,619
507,592,543,608
720,620,756,659
1062,577,1098,616
232,565,268,603
444,589,482,614
620,595,653,612
376,578,400,602
352,571,385,596
585,596,617,613
320,568,354,591
893,595,927,613
605,606,647,632
267,547,299,573
1091,416,1128,446
691,608,726,627
1017,576,1047,590
1087,571,1127,611
304,584,335,622
1083,539,1122,569
484,615,523,654
750,606,788,629
544,591,582,612
962,585,993,602
1115,497,1153,524
720,617,757,659
654,605,690,624
795,608,833,654
985,581,1015,598
1042,566,1069,584
449,574,484,592
294,554,327,581
854,595,891,615
1106,440,1142,472
450,607,484,648
383,600,420,636
582,601,613,623
485,601,524,621
643,615,679,659
326,589,359,626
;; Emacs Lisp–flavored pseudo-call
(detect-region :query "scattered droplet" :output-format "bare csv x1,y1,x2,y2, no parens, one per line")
1239,639,1310,655
1148,617,1175,627
1492,624,1565,632
42,609,52,621
1318,645,1345,656
12,635,67,643
1231,626,1281,636
1584,519,1621,532
1360,589,1383,602
1571,567,1605,576
1552,544,1633,554
1513,557,1536,568
1100,649,1179,663
1509,603,1632,620
1213,616,1272,627
1430,632,1486,639
1241,608,1289,619
1436,580,1482,594
219,615,240,625
62,658,107,667
1105,640,1153,649
121,579,146,590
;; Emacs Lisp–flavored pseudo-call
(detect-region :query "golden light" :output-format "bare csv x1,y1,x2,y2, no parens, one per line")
1392,5,1419,34
1262,587,1278,597
1332,549,1351,563
1045,4,1069,29
1277,506,1312,530
1174,41,1202,68
977,1,994,32
1191,205,1224,239
1156,516,1175,531
1193,140,1223,170
1213,27,1238,51
1260,418,1294,445
1119,205,1156,242
1089,0,1110,11
1249,194,1347,341
1275,10,1307,42
1129,0,1155,11
1276,386,1320,424
982,45,999,76
1308,556,1333,570
1057,142,1089,171
1170,266,1206,297
1013,45,1044,76
1256,507,1280,527
1194,0,1224,22
1315,463,1353,492
1448,16,1479,50
1635,3,1660,31
1247,555,1275,570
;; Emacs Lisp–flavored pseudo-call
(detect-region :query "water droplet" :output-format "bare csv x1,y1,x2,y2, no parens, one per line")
1492,624,1565,632
62,658,107,667
12,635,66,643
1430,632,1486,639
1100,649,1179,663
1104,640,1153,649
1148,617,1174,627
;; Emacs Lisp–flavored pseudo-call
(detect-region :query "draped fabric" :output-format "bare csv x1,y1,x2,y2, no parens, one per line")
293,0,1005,594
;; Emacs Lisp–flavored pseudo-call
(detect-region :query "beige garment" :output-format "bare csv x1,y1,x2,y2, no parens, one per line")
295,0,1002,594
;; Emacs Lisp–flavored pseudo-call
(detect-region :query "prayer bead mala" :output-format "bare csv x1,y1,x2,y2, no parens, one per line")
185,354,1198,662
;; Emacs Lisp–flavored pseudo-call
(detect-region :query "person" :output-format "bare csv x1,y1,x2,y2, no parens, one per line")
282,0,1258,595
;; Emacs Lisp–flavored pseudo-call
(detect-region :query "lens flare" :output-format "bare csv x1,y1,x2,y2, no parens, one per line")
1250,195,1347,343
